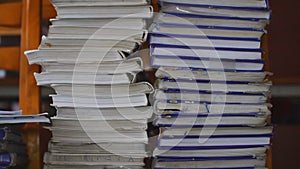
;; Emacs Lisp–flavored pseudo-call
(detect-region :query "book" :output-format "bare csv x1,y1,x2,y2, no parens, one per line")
51,0,148,6
43,165,143,169
151,55,264,71
40,36,141,51
160,126,273,138
25,49,128,64
151,46,263,60
154,159,266,169
51,118,148,137
151,24,265,40
51,18,147,30
51,82,153,97
155,67,271,82
55,106,153,120
0,127,22,142
153,89,267,104
155,115,268,127
153,100,271,115
51,93,148,108
156,79,271,93
48,141,147,155
150,34,261,49
161,3,271,20
0,153,28,168
154,147,268,159
46,27,148,43
155,14,268,30
43,152,146,166
34,72,137,86
55,5,153,19
40,58,143,74
159,0,269,9
0,114,50,124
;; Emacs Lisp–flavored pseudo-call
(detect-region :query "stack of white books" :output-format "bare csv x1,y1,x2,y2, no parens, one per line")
25,0,154,168
150,0,272,169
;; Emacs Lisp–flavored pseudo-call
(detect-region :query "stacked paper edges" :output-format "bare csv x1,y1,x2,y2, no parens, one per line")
150,0,272,169
25,0,154,169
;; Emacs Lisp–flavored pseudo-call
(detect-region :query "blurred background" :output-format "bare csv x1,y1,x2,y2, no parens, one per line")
0,0,300,168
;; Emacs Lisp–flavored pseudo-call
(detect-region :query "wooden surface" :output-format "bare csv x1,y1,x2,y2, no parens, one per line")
0,47,20,71
268,0,300,84
262,32,272,169
42,0,57,20
19,0,41,169
0,1,22,27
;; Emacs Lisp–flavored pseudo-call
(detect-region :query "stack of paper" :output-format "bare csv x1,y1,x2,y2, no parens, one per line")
25,0,154,168
0,110,50,168
150,0,272,168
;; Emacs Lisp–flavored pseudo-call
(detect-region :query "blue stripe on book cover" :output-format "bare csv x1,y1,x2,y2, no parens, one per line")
161,88,266,96
165,100,267,105
159,1,269,10
157,124,266,128
152,55,265,63
150,33,262,42
160,112,267,117
0,153,11,167
159,78,265,84
158,67,265,73
157,22,266,32
160,112,266,118
158,145,270,151
162,12,268,22
161,134,273,139
0,129,5,141
155,167,255,169
150,32,262,41
151,44,264,53
155,155,257,161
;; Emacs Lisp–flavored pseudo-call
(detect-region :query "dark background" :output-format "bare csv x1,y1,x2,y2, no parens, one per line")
269,0,300,168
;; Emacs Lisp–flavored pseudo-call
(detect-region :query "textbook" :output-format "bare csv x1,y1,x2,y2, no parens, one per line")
51,82,153,97
55,5,153,19
51,18,147,30
151,55,264,71
51,93,148,108
25,49,128,64
161,3,271,20
151,24,265,40
155,67,272,82
28,0,154,168
47,27,148,43
55,106,153,120
51,0,148,6
151,45,263,60
153,100,271,115
40,58,143,74
155,115,268,127
156,79,271,93
48,141,147,155
149,1,272,169
153,89,267,104
155,14,268,30
34,72,137,86
43,152,146,166
150,34,262,49
39,35,138,52
159,0,269,9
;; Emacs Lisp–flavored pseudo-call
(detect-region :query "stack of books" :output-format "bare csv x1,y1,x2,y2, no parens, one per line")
26,0,154,168
0,110,50,169
150,0,273,168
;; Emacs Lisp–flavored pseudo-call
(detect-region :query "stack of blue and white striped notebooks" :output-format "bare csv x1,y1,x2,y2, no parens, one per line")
149,0,272,168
